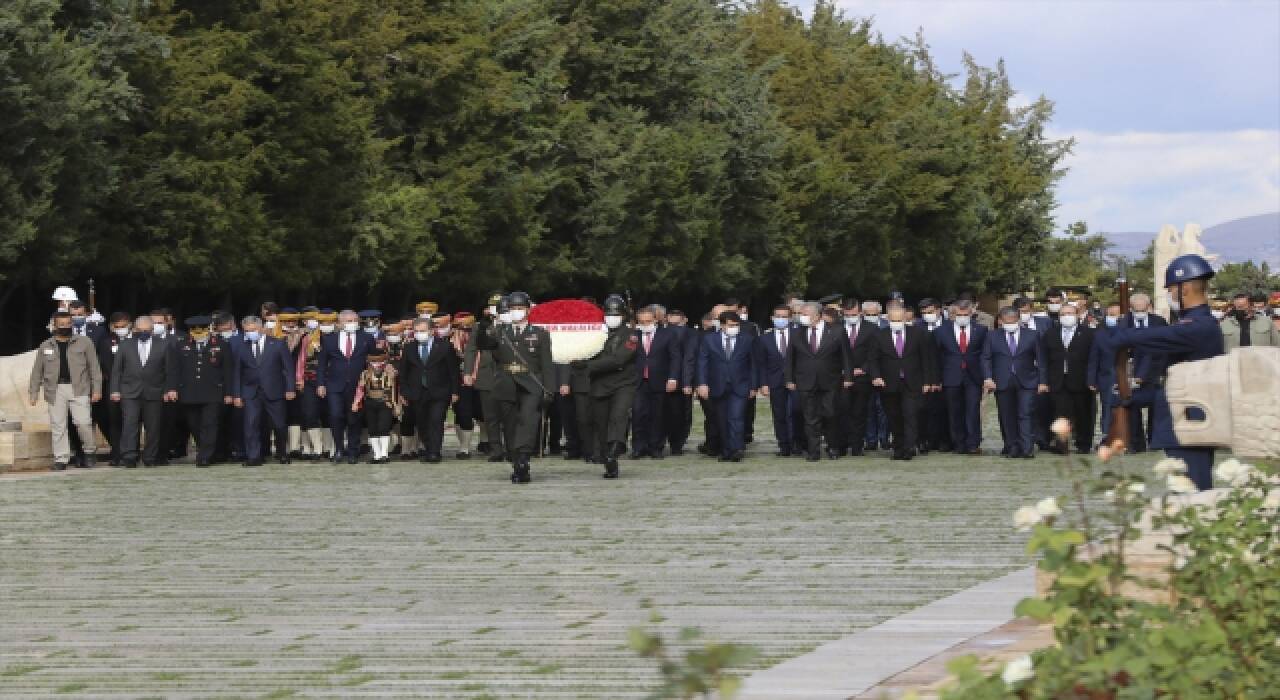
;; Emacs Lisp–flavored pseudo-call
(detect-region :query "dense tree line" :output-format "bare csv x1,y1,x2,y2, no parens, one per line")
2,0,1069,351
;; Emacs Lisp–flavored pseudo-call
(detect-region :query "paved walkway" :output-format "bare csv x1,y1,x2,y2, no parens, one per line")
1,433,1089,697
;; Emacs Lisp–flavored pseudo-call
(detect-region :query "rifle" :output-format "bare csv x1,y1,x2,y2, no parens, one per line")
88,278,97,314
1107,272,1132,451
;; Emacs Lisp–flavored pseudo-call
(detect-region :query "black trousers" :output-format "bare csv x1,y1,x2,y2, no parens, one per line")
496,388,541,460
412,395,449,456
834,383,871,452
454,387,477,431
163,401,187,458
880,390,921,456
743,393,756,442
244,395,287,461
120,398,165,464
1053,389,1096,451
918,390,951,449
798,387,836,456
216,401,245,459
183,402,221,463
698,396,721,454
767,386,796,451
553,393,579,452
574,392,595,458
363,400,395,437
91,398,115,457
664,391,692,452
632,383,666,455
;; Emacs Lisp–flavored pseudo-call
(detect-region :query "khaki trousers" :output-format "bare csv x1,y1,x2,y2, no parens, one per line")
50,383,95,463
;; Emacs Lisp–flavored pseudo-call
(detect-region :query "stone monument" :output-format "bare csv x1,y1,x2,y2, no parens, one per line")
0,350,55,471
1152,223,1217,320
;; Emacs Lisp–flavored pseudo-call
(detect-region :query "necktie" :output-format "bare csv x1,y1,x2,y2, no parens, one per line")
725,336,733,357
643,332,652,379
252,340,260,359
958,327,968,369
779,331,787,355
894,330,905,378
419,343,426,362
849,323,858,348
809,327,817,352
344,333,353,358
1008,331,1017,355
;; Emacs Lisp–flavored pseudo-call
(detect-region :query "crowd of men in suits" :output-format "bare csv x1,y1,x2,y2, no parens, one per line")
28,285,1280,474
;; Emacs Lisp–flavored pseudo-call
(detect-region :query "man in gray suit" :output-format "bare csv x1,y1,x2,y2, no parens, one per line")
110,315,178,467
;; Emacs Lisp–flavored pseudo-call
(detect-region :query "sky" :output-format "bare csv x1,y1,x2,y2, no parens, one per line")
791,0,1280,233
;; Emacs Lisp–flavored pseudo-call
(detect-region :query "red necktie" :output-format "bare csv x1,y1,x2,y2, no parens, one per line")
958,328,968,369
809,327,817,352
344,333,352,358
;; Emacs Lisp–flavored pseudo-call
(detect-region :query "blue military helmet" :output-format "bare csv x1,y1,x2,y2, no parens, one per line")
1164,254,1215,287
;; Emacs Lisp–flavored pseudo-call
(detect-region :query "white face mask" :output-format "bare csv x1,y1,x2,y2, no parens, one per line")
1002,322,1020,333
305,320,319,330
498,312,512,324
638,324,656,334
1211,310,1225,320
954,315,971,328
1132,311,1149,321
739,312,748,322
486,306,497,317
152,323,167,336
1059,315,1079,328
843,315,859,326
922,313,938,324
1047,303,1062,313
509,309,527,323
888,320,905,332
604,315,623,329
435,327,452,338
1018,313,1032,323
414,331,430,343
264,320,277,329
319,324,335,334
342,322,359,333
772,317,789,329
723,325,741,337
796,314,812,327
218,329,235,339
386,334,402,343
112,327,129,338
863,314,880,325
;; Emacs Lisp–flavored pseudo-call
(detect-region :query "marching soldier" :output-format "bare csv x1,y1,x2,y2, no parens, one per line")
173,316,234,467
464,293,507,462
474,291,555,484
572,294,637,478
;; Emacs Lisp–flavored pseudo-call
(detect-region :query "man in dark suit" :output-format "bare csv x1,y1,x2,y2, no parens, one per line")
399,317,461,462
230,316,296,466
914,298,950,453
696,311,760,462
663,309,695,456
110,315,177,467
1088,302,1123,447
982,306,1050,458
211,312,247,463
1043,302,1096,453
1120,292,1167,452
95,312,131,465
760,304,798,456
317,309,373,463
173,316,235,466
934,300,987,454
1014,296,1054,451
630,306,682,458
833,300,875,456
728,299,761,445
868,305,939,460
692,312,723,457
785,301,852,461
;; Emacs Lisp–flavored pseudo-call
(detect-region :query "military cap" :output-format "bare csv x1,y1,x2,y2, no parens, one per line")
300,307,318,320
316,309,339,323
367,346,389,360
817,293,842,306
415,300,439,315
358,309,382,319
278,309,300,321
184,315,213,329
603,294,627,314
453,311,475,328
508,291,532,307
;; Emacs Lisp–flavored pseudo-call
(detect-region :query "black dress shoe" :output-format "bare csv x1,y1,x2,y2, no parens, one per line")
488,454,506,463
805,454,820,462
1019,453,1034,459
196,460,210,468
277,456,290,465
52,462,67,471
476,441,490,454
288,450,303,458
848,449,864,457
456,452,471,460
244,459,263,467
669,448,684,457
717,455,730,462
629,452,645,460
649,453,664,460
142,461,157,467
730,452,744,462
122,460,137,468
346,456,359,464
564,450,581,460
603,458,619,479
775,449,791,457
825,449,841,460
425,454,442,463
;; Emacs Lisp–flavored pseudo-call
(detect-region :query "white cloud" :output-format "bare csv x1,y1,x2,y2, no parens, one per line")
1053,129,1280,231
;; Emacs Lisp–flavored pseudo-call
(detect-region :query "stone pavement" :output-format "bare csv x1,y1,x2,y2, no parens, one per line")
1,420,1093,698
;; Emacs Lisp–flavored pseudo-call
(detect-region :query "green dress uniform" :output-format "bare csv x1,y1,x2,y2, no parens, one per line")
464,322,506,461
474,314,555,482
576,324,639,477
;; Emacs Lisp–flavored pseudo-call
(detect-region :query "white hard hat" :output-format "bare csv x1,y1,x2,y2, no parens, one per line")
52,286,79,302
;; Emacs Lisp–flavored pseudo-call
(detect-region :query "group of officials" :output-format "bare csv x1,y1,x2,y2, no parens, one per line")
29,261,1278,488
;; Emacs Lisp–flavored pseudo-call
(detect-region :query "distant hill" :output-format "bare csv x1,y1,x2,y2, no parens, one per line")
1100,212,1280,268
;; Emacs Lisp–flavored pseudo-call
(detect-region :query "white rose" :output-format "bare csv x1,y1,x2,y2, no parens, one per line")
1035,497,1062,518
1001,655,1035,687
1214,458,1255,487
1263,489,1280,511
1241,549,1260,565
1152,458,1187,476
1102,490,1116,504
1127,482,1146,495
1013,506,1042,531
1166,475,1197,494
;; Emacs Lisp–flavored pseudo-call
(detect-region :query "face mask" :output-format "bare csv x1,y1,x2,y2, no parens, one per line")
711,320,721,331
724,326,741,337
54,327,73,337
370,362,386,371
113,327,130,338
1104,316,1118,328
888,320,905,332
1018,313,1031,324
954,315,971,328
319,324,335,334
863,314,880,325
604,315,623,329
152,323,167,336
1211,310,1225,320
637,324,656,334
772,317,789,329
1002,323,1020,333
796,314,812,327
739,312,748,322
1132,311,1149,321
1047,303,1062,313
386,334,402,344
922,313,938,324
219,329,235,339
264,320,277,329
486,306,496,317
244,330,261,342
342,322,359,333
1059,315,1078,328
414,331,430,343
134,330,152,341
509,309,527,322
72,316,86,327
498,312,512,324
435,327,452,338
1033,311,1049,318
843,315,859,326
305,320,319,330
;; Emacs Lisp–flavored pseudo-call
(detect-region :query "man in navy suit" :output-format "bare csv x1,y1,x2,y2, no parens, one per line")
1088,302,1123,447
935,299,987,454
982,306,1049,458
663,309,695,456
317,309,373,463
785,301,852,461
1014,296,1054,450
1119,292,1167,452
914,298,950,453
760,304,798,456
231,316,296,466
834,300,875,456
631,306,683,458
696,311,760,462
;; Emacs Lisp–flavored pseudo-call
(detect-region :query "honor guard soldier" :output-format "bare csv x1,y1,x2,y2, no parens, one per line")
572,294,638,478
360,310,384,342
174,316,234,467
474,291,555,483
464,293,507,462
1109,254,1224,490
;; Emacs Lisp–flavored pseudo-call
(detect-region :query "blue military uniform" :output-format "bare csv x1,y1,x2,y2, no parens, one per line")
1108,255,1224,490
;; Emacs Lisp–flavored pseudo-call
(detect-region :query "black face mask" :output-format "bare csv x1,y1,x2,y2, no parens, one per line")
53,327,73,338
134,330,153,341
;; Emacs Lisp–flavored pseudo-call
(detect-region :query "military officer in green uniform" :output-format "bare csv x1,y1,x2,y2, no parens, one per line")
572,294,637,478
474,291,555,483
173,316,234,467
